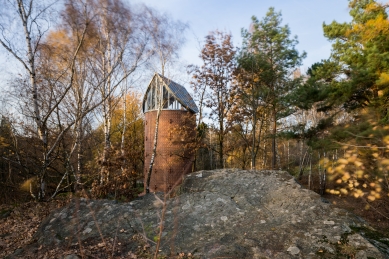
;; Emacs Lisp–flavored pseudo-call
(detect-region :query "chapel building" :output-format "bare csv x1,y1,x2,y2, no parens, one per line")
142,73,198,192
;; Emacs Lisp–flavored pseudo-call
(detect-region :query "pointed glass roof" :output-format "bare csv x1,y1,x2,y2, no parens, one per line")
142,73,199,114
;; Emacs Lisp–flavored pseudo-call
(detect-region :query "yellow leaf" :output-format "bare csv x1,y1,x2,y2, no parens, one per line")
355,170,364,178
354,161,363,167
341,173,351,181
338,158,348,164
381,159,389,166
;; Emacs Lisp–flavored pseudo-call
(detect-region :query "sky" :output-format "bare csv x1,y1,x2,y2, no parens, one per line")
0,0,353,97
133,0,352,73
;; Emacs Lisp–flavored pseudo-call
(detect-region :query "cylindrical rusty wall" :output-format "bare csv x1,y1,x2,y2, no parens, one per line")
144,110,196,192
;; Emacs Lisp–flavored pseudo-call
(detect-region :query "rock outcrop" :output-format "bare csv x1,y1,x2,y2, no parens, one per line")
14,169,389,258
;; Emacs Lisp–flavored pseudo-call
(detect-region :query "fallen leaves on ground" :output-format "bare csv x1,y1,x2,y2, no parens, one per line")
0,198,69,258
0,199,170,258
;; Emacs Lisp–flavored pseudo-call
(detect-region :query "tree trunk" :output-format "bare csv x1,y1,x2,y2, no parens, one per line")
146,107,162,193
271,108,277,170
298,149,308,180
19,0,47,200
219,122,224,169
76,122,83,186
121,91,127,173
262,139,267,169
287,141,290,171
100,58,113,185
308,151,312,190
251,112,257,170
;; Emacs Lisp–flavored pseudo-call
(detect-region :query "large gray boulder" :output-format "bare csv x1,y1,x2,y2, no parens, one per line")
20,169,389,258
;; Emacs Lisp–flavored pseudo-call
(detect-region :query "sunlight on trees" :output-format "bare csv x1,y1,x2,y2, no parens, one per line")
0,0,186,202
190,30,236,169
0,0,387,213
325,115,389,201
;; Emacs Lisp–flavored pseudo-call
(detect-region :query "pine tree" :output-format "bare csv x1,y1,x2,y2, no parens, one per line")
235,8,306,169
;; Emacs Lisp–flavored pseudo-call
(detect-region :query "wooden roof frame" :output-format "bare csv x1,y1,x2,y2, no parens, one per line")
142,73,199,114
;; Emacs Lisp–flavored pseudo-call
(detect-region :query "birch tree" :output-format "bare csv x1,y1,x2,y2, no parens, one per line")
143,6,188,77
0,0,88,200
76,0,152,184
143,8,187,193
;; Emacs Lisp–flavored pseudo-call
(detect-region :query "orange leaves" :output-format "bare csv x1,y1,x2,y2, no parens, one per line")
46,30,72,50
352,13,389,43
346,2,389,45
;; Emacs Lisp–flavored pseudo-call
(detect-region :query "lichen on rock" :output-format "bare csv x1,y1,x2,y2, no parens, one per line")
14,169,389,258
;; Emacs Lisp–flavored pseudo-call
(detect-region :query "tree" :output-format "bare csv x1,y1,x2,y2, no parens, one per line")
191,30,236,168
0,0,88,200
237,8,306,170
87,0,145,184
90,92,144,199
0,116,20,203
232,51,269,169
310,0,389,201
144,9,187,193
322,0,389,120
143,6,188,77
51,0,152,186
39,0,101,194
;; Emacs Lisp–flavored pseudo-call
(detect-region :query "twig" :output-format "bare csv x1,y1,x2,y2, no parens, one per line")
333,141,389,149
362,197,389,220
84,194,109,256
111,219,120,258
154,193,167,259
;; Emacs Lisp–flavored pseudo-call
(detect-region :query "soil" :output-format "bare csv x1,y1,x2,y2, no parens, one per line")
324,194,389,232
298,174,389,235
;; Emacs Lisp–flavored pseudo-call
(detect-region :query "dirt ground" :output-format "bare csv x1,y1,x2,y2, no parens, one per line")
324,193,389,232
0,198,70,258
298,174,389,233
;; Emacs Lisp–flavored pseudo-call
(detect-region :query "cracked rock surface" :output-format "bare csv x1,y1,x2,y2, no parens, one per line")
28,170,389,258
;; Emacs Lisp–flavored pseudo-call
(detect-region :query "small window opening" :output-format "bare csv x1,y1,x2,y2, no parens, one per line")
163,86,168,109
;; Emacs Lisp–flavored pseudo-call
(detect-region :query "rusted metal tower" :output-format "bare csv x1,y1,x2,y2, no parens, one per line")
142,73,198,192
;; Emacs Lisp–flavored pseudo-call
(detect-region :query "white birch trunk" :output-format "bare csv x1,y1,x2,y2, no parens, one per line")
76,122,83,185
121,91,127,173
287,141,290,171
146,106,162,193
308,151,312,190
100,20,113,184
17,0,48,199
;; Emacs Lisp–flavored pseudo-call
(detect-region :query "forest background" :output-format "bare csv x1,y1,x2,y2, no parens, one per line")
0,0,388,236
